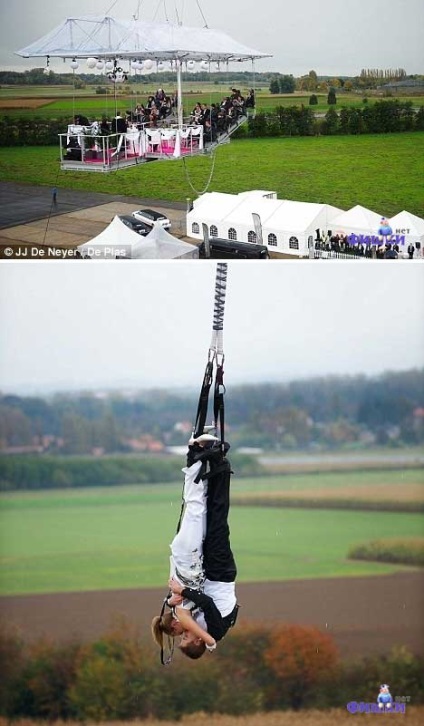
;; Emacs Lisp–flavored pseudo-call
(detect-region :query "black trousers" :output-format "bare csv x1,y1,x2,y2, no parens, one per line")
203,460,237,583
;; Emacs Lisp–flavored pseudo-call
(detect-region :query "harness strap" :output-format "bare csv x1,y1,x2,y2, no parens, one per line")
214,363,226,448
193,359,214,439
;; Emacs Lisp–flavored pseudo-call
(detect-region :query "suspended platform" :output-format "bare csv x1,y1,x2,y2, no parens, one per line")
59,114,249,173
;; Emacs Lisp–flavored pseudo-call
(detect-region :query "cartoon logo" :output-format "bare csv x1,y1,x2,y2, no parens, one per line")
346,682,407,714
377,684,393,710
378,217,393,239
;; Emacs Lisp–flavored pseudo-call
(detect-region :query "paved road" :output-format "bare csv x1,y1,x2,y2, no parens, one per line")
0,181,186,229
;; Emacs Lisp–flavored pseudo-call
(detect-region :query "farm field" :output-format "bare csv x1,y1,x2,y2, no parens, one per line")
0,133,423,216
1,470,423,595
0,82,423,117
231,467,424,511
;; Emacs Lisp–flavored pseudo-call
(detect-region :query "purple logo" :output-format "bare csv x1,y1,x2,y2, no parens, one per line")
347,684,408,714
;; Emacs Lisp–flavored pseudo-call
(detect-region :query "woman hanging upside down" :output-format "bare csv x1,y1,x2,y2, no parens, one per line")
151,435,239,661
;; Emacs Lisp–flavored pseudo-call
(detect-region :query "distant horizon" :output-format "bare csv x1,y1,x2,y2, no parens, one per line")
2,66,423,78
2,365,422,399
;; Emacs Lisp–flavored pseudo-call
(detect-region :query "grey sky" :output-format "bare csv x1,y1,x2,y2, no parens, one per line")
1,0,423,76
0,262,423,394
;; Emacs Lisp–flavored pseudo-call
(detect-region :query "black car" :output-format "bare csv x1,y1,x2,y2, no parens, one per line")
118,215,151,236
199,238,270,259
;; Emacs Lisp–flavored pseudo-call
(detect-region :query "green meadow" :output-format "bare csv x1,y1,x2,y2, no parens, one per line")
1,82,423,117
1,469,423,595
0,133,423,216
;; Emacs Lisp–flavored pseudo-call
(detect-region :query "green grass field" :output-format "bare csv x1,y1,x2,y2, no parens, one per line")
0,133,423,216
1,471,423,595
1,82,422,117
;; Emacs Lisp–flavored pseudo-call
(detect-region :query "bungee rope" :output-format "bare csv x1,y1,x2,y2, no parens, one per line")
210,261,227,360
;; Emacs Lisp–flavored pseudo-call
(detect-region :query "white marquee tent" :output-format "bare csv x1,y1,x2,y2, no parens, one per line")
389,210,424,251
330,205,383,238
186,191,343,256
78,215,198,259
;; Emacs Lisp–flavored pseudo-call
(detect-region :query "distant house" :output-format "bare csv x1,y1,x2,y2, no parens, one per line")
125,435,164,453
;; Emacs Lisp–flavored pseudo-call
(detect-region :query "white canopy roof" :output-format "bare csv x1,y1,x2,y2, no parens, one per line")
78,215,198,259
133,224,198,259
190,193,342,233
263,201,343,234
389,210,424,243
330,204,383,235
16,15,271,61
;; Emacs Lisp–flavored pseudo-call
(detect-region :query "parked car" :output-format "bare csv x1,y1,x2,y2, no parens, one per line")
118,215,151,236
132,208,171,229
199,238,270,259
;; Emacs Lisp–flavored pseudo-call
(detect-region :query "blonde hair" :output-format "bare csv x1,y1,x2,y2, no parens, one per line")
151,611,175,648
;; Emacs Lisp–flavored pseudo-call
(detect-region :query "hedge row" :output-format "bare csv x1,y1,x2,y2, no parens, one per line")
1,621,423,721
240,100,424,137
0,453,263,491
349,538,424,566
1,100,423,146
232,496,424,514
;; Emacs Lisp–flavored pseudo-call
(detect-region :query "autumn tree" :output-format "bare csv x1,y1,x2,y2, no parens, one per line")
264,625,339,709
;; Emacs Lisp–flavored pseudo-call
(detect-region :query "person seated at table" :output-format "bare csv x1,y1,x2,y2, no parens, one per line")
100,117,111,135
149,102,159,126
191,103,204,125
65,136,82,160
158,96,172,120
245,89,255,108
134,104,147,124
74,113,90,126
155,88,166,104
111,112,127,134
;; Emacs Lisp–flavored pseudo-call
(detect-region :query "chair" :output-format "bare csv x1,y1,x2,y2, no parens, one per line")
179,128,191,151
190,126,203,151
146,129,162,154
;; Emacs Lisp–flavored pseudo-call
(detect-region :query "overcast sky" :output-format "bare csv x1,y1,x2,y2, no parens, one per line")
2,0,423,76
0,262,423,395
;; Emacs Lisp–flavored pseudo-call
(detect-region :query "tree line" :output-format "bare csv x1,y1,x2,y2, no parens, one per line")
1,622,422,721
243,100,424,138
1,67,421,90
0,453,262,492
0,369,423,457
1,99,422,147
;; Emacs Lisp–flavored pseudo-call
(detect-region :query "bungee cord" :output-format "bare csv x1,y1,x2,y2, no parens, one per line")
210,262,227,360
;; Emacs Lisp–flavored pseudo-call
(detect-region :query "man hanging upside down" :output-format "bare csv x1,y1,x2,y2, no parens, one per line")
151,434,239,661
